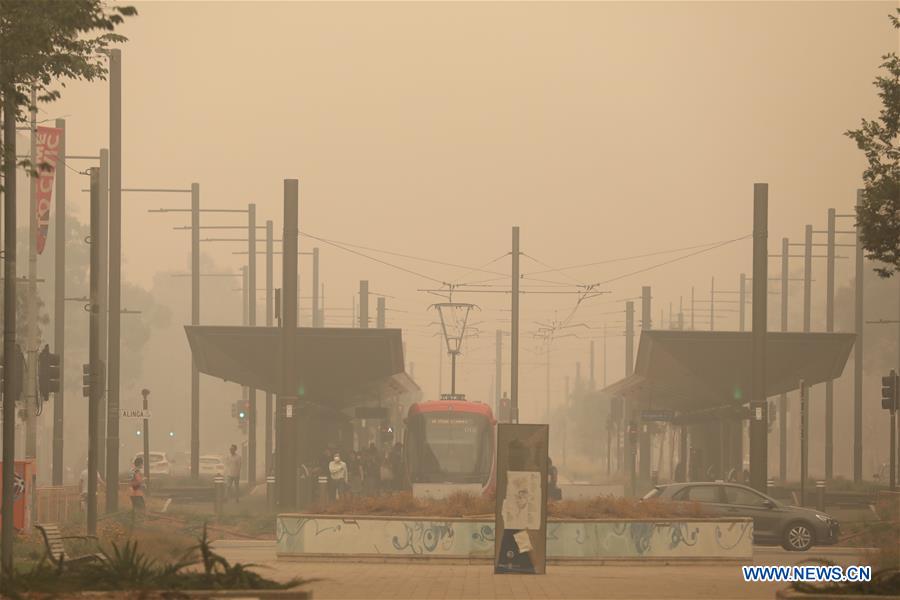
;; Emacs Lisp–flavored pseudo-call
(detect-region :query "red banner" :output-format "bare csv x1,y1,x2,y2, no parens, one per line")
34,126,63,255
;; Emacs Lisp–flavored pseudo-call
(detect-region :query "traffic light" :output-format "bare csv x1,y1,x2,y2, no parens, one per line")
235,398,249,432
38,345,61,400
882,371,899,411
498,394,510,423
82,363,90,397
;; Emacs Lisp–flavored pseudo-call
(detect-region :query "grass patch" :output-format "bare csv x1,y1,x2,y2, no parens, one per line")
305,491,708,519
3,524,308,597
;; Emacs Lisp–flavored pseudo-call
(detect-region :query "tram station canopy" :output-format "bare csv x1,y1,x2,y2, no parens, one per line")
598,330,855,413
184,326,415,404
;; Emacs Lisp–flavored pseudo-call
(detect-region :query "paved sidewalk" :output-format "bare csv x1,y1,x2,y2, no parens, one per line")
211,540,839,599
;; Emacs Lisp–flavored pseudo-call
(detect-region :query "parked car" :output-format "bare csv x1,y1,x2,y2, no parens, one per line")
133,451,172,478
642,482,840,551
171,451,192,478
199,455,226,479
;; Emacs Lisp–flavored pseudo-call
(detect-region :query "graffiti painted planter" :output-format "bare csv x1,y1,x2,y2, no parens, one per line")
276,514,752,563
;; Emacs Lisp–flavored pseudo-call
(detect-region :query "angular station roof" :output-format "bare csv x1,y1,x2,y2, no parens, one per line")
185,326,412,406
598,330,855,413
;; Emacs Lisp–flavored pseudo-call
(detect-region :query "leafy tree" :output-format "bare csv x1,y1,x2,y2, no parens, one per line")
845,9,900,278
0,0,136,185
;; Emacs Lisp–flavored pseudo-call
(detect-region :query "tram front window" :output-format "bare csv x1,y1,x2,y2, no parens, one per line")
412,413,490,483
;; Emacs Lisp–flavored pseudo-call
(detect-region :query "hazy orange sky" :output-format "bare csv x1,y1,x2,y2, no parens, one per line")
16,1,899,474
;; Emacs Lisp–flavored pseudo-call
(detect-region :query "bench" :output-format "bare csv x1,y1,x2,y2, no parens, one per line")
35,523,106,568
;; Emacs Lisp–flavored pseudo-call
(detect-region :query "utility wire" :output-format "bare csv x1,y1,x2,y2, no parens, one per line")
527,236,752,276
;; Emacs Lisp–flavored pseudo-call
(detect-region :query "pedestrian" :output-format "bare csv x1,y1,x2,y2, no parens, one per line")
79,462,105,512
547,457,562,501
389,442,404,491
329,451,349,501
364,442,381,496
129,456,146,521
225,444,242,502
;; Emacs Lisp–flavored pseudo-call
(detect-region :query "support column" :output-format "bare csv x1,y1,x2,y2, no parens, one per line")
376,297,385,329
276,179,299,508
749,183,769,493
495,330,502,415
312,247,319,327
359,281,368,329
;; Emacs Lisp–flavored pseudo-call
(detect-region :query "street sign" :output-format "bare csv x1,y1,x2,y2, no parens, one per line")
120,409,151,419
640,409,675,422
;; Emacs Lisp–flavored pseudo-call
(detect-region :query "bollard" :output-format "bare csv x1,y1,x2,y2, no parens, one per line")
267,475,276,512
213,475,224,516
766,479,774,495
815,481,826,512
317,476,329,504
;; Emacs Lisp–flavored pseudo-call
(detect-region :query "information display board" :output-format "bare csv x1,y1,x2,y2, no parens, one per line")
493,424,549,574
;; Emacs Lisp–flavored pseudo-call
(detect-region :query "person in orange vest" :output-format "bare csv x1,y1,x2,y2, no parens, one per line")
129,456,146,518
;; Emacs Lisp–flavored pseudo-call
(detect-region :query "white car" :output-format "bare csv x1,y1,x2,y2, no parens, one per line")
134,452,171,478
199,455,226,478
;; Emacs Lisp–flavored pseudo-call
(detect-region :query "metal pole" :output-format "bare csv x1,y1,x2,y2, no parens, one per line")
26,87,37,460
804,225,812,332
739,273,746,332
265,220,273,478
603,324,607,387
495,330,502,414
191,183,200,480
780,237,789,482
825,209,835,481
564,375,569,467
97,149,108,479
109,47,123,500
376,297,385,329
87,167,100,535
625,302,634,377
640,287,651,482
248,204,257,487
276,179,299,508
800,379,808,505
749,183,769,493
511,227,520,423
853,190,864,483
142,390,150,491
312,247,319,327
359,281,368,329
690,286,695,330
451,352,457,396
589,340,595,390
52,119,66,486
2,87,20,572
545,341,550,423
710,277,715,331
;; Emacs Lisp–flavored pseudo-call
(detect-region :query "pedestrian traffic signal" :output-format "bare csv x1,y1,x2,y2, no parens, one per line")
235,398,249,433
38,345,61,400
882,371,899,411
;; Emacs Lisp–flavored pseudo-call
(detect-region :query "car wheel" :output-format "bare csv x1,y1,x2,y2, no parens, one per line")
782,522,814,551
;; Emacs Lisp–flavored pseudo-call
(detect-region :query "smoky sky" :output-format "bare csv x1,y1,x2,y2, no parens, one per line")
17,1,898,473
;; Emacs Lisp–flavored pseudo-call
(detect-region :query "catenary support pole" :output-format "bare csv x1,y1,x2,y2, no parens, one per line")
191,183,200,480
749,183,769,493
511,227,520,423
52,119,66,486
853,190,864,483
248,204,257,486
639,287,651,483
359,281,368,329
825,208,835,481
779,237,789,482
87,167,101,535
265,220,273,478
106,48,122,503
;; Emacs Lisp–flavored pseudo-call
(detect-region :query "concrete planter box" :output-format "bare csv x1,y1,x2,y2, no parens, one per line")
276,513,752,563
